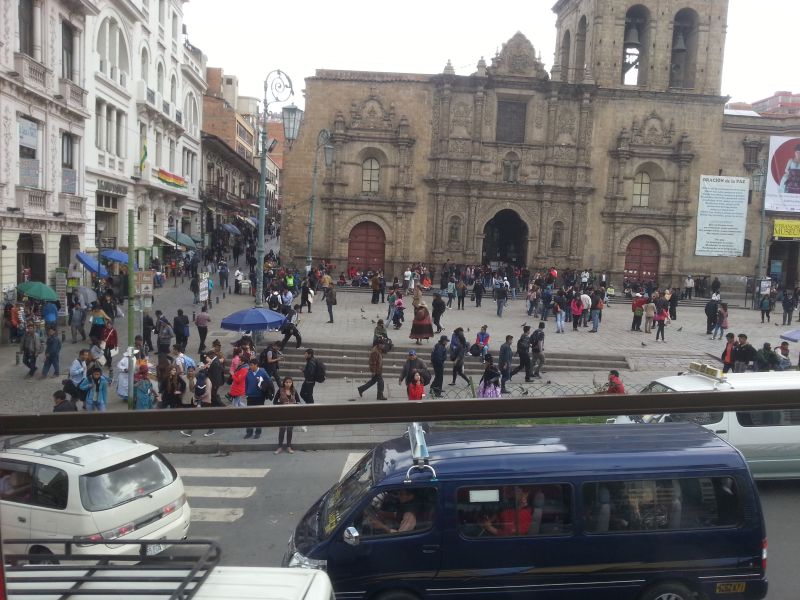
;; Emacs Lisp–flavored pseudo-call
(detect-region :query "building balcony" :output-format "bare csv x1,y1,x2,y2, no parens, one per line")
13,53,51,93
58,193,85,219
58,77,87,110
14,186,50,215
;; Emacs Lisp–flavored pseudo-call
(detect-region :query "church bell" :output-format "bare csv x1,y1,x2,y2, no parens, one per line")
624,25,641,49
673,30,687,53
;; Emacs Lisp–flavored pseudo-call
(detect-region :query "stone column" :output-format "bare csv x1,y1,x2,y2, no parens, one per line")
466,189,478,252
72,29,81,82
108,106,117,155
32,0,42,61
111,23,120,79
119,113,127,158
97,101,106,150
433,189,446,253
537,199,550,257
569,200,584,259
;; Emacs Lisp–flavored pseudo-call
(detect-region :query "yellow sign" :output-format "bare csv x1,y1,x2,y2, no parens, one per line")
773,220,800,239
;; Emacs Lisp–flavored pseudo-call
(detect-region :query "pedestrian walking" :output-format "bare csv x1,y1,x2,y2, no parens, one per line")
399,349,429,388
299,278,313,313
704,299,719,335
759,295,771,323
456,280,467,310
589,291,603,332
180,370,215,436
133,365,156,410
711,303,729,340
195,305,210,353
219,261,229,291
733,334,757,372
88,303,111,341
273,377,301,454
357,340,387,400
406,371,426,400
244,359,271,439
654,306,668,342
101,323,118,378
529,322,546,378
569,295,583,332
300,348,319,404
431,293,446,333
40,327,61,379
70,302,87,343
446,278,456,308
473,279,485,308
782,292,796,326
173,309,190,351
205,349,224,412
511,325,532,381
409,301,434,345
477,355,501,398
80,365,109,412
115,351,132,407
325,287,337,323
496,284,508,318
499,335,514,394
721,332,736,373
142,311,155,352
668,289,679,321
449,327,470,386
20,323,41,378
159,364,187,409
430,335,448,397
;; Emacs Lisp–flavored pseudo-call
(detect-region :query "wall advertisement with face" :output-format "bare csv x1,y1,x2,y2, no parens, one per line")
766,136,800,212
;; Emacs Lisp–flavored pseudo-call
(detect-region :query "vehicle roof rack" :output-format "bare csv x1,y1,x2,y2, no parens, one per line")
4,539,221,600
404,422,437,483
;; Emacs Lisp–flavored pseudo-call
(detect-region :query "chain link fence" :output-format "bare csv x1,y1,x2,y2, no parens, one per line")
434,380,648,400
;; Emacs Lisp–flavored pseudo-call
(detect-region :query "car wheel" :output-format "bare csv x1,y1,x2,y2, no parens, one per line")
375,590,419,600
29,546,59,565
639,582,694,600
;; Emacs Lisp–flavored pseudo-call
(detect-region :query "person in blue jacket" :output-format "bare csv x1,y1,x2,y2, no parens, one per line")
80,365,109,412
244,358,271,439
42,301,59,329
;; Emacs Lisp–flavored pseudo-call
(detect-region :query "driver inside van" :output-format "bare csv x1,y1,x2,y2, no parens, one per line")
365,489,419,534
481,486,532,536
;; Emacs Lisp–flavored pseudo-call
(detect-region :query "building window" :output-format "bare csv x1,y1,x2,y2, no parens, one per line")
496,101,526,144
361,158,380,194
622,5,651,86
157,63,164,94
560,31,571,82
171,13,178,39
61,22,74,80
140,48,149,83
551,221,564,248
18,0,34,57
743,239,751,258
632,171,651,207
158,0,165,23
669,8,699,89
170,75,177,104
61,133,74,169
448,216,462,243
18,116,39,187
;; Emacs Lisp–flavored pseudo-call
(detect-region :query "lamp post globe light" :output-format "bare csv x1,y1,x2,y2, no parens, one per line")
256,71,301,307
306,129,335,273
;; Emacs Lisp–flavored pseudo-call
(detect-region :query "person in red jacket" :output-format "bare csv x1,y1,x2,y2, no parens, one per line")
605,370,625,394
229,362,248,407
406,371,426,400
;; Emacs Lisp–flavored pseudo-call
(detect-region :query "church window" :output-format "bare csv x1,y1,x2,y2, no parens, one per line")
361,158,380,194
448,216,462,243
574,17,588,83
670,8,699,89
632,171,651,207
622,6,651,86
560,31,571,82
496,101,526,144
551,221,564,248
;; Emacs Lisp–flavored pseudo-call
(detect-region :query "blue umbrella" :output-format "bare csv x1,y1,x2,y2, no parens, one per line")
222,223,242,236
100,249,129,264
76,252,108,277
221,308,286,332
249,217,258,227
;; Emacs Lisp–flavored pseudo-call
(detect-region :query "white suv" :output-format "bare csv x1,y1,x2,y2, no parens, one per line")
0,433,191,562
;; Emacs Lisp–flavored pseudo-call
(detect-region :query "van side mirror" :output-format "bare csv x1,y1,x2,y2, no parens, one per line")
343,526,360,546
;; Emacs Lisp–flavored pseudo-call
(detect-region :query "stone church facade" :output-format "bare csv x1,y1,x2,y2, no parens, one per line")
281,0,800,289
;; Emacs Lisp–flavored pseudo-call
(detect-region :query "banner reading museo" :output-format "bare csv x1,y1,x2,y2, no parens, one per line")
695,175,749,257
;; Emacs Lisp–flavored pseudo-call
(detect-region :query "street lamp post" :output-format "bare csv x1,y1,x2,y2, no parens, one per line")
255,71,301,307
306,130,334,273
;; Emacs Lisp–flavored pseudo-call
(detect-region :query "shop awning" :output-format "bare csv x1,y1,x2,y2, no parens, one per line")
152,233,182,249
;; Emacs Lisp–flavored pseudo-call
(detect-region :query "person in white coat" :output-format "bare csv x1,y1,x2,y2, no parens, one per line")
115,352,132,407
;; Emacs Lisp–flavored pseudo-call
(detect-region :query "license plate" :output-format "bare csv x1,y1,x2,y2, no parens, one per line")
716,582,746,594
145,543,167,556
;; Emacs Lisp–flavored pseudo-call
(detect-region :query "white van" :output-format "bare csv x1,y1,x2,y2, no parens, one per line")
0,433,191,561
610,364,800,479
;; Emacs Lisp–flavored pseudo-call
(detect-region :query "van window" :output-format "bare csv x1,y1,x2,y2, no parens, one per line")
321,452,373,538
353,487,437,537
457,484,573,537
33,465,68,509
79,452,176,511
0,461,33,503
736,410,800,427
583,477,741,533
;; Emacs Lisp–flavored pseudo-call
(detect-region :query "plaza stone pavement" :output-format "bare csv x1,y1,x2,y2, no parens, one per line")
1,285,798,452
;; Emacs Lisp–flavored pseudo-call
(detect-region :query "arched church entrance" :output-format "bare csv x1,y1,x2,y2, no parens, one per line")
624,235,660,284
482,209,528,266
348,221,386,274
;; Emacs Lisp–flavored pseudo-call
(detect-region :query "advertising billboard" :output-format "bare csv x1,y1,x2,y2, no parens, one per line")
765,136,800,212
695,175,749,256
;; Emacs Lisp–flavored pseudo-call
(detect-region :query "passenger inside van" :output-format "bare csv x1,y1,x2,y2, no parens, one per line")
361,488,436,535
481,487,533,536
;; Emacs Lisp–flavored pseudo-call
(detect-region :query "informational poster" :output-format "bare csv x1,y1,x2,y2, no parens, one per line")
765,136,800,212
199,272,209,302
55,271,68,317
773,219,800,239
759,279,772,295
135,270,154,297
695,175,750,256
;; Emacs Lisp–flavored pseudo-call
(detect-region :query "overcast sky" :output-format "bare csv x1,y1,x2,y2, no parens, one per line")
183,0,798,110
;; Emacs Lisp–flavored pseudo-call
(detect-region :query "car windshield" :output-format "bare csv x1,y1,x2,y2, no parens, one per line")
79,452,176,511
320,451,373,539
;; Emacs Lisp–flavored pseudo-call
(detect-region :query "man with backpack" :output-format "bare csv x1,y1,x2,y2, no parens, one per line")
301,348,323,404
429,335,449,397
530,322,546,379
511,325,532,382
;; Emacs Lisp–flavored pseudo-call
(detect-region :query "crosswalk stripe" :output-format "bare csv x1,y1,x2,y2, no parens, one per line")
184,485,256,499
190,508,245,523
177,467,269,478
340,452,366,480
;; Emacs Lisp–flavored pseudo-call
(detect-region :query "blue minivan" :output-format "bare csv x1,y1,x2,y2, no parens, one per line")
284,424,767,600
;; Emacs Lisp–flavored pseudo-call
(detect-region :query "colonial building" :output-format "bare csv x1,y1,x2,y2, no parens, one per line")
0,0,96,288
83,0,204,261
281,0,800,289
